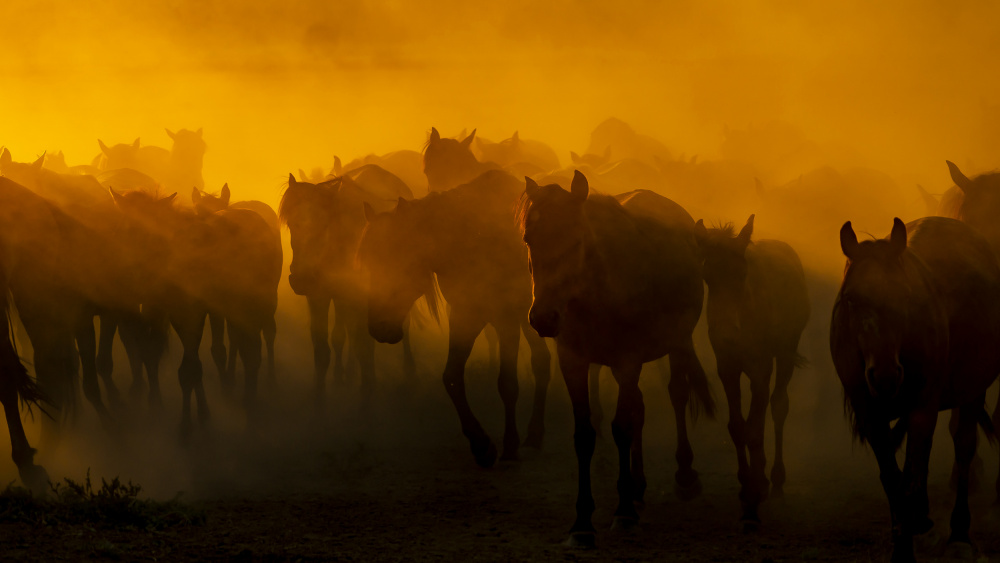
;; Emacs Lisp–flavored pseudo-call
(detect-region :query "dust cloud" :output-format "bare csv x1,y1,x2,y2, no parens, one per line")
0,2,998,558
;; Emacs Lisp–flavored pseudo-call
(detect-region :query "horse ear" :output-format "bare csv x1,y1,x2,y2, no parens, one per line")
196,128,203,137
165,128,176,140
840,221,859,260
570,151,581,164
98,139,111,155
525,176,539,198
288,173,296,186
221,183,230,206
191,187,201,203
754,178,766,199
511,131,520,143
396,196,408,211
694,219,708,245
429,127,441,143
946,160,973,192
461,129,477,148
737,214,754,249
298,168,307,181
32,152,45,170
161,193,177,206
570,170,589,202
889,217,907,257
334,155,342,176
0,147,10,166
108,187,124,206
363,202,376,223
132,138,140,148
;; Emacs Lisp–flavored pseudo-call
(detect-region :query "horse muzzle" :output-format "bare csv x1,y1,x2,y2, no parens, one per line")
529,307,561,338
369,320,404,344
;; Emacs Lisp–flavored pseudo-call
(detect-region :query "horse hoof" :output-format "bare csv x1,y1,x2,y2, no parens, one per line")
472,440,498,468
19,464,50,496
564,532,596,548
739,518,761,534
674,473,702,501
944,541,975,560
610,516,638,531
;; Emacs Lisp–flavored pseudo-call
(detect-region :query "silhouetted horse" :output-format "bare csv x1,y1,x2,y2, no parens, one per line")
694,215,809,528
111,189,281,434
0,180,51,493
279,171,415,405
473,131,561,174
832,217,1000,563
944,161,1000,503
423,128,500,193
164,128,206,193
360,170,552,465
193,184,281,394
95,129,206,201
1,150,148,419
519,171,714,546
338,149,427,196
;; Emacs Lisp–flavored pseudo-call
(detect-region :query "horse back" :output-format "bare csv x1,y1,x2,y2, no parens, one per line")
745,240,811,345
615,189,694,231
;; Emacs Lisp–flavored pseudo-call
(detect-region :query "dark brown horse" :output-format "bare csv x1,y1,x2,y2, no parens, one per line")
832,217,1000,562
519,171,714,546
111,189,281,434
694,215,809,528
360,170,552,466
193,184,281,395
279,171,415,405
944,161,1000,503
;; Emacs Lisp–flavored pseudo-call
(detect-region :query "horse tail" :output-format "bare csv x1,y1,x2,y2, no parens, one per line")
978,407,997,446
0,283,45,412
687,357,716,421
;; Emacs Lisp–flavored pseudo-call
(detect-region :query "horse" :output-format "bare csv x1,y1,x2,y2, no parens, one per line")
832,217,1000,562
518,171,714,546
423,127,499,193
94,138,170,181
360,170,552,466
110,189,281,435
279,171,416,406
337,149,427,197
694,215,810,528
1,150,150,417
193,184,281,395
944,160,1000,503
473,131,561,174
94,129,206,202
164,128,206,194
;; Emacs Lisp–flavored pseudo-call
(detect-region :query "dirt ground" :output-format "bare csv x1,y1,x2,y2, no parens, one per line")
2,283,1000,562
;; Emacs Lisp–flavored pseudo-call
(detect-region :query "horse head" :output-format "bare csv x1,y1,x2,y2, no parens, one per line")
423,127,479,192
694,215,754,348
359,197,437,344
519,171,590,338
948,160,1000,249
279,174,347,296
192,184,231,215
838,218,909,399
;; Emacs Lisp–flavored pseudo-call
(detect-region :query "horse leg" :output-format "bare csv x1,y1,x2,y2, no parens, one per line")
116,310,146,405
225,318,239,390
141,305,169,408
171,304,208,440
208,312,233,399
0,303,49,494
901,406,938,536
947,400,980,553
348,306,375,407
442,309,494,467
96,313,124,411
770,350,795,497
558,343,597,547
717,356,752,518
234,322,262,425
493,317,521,461
994,395,1000,504
308,295,331,409
74,314,117,435
484,324,500,377
401,313,417,381
864,417,911,563
589,364,603,436
522,321,551,449
743,358,774,523
610,362,643,528
263,314,277,385
669,347,700,499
